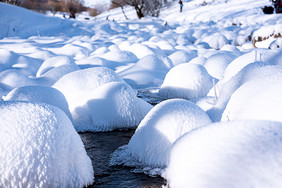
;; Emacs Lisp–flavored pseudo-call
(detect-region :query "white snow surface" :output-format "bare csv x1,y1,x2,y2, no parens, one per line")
3,85,72,121
53,67,151,132
111,99,211,172
0,101,94,187
0,0,282,185
159,63,213,100
164,120,282,188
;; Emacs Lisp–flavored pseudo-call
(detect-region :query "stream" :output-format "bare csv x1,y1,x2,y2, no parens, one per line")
80,130,166,187
79,87,166,187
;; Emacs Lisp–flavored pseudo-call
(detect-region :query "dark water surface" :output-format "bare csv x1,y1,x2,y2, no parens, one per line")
79,130,166,188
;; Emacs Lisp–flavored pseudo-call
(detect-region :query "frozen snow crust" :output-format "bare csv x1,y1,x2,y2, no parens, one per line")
111,99,212,173
164,120,282,188
0,101,94,187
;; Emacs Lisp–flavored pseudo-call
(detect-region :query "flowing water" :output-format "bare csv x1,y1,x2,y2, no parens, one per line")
79,88,166,187
80,130,166,188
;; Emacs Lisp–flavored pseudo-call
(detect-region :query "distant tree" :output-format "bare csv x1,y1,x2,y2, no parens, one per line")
47,0,63,15
1,0,24,6
113,0,166,19
64,0,84,18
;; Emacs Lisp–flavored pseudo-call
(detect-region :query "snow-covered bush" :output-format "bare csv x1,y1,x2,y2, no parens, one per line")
0,101,94,187
164,120,282,188
159,63,213,100
111,99,211,172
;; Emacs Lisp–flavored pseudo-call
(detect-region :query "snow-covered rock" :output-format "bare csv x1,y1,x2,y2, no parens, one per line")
53,67,151,132
3,85,72,121
222,69,282,122
164,120,282,188
204,52,236,80
83,82,152,132
159,63,213,100
36,56,77,77
119,54,173,88
111,99,211,172
0,101,94,187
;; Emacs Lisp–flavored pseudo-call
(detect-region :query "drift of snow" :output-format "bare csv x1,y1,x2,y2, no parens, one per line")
0,101,94,187
164,120,282,188
111,99,211,172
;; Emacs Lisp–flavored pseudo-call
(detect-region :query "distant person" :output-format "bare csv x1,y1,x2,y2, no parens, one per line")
275,0,282,13
179,0,183,12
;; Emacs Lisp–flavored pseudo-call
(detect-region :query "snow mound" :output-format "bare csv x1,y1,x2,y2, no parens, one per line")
208,33,229,50
0,69,36,90
101,50,138,63
164,120,282,188
204,52,236,80
39,64,81,86
168,50,197,66
222,69,282,122
53,67,151,132
0,49,18,71
159,63,213,100
111,99,211,171
127,43,155,59
119,54,172,88
36,56,77,77
0,101,94,187
86,82,152,132
3,85,72,121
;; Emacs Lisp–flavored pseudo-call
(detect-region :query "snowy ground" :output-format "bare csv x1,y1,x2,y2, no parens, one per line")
1,0,282,187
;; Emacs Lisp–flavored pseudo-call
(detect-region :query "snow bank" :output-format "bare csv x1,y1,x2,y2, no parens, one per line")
164,120,282,188
0,101,93,187
3,85,72,121
159,63,213,100
111,99,211,172
0,2,92,39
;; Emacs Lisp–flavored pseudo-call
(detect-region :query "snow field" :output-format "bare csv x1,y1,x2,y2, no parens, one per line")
0,0,282,187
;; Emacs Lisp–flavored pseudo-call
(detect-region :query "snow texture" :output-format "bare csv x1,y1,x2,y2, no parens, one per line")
0,101,94,187
3,85,72,121
159,63,213,100
164,120,282,188
111,99,211,171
